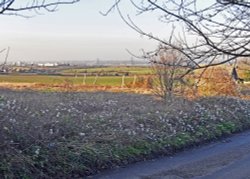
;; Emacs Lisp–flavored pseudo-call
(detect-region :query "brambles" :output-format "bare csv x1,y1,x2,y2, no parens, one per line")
126,76,153,89
197,67,238,97
0,89,250,178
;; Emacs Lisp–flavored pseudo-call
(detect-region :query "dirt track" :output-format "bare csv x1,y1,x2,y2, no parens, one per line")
93,131,250,179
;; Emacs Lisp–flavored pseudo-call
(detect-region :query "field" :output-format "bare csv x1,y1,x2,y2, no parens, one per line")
61,66,152,75
1,65,250,178
1,89,250,178
0,66,155,93
0,66,154,89
1,65,250,95
0,74,134,86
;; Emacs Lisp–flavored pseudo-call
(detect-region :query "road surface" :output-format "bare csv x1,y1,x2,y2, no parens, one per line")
91,130,250,179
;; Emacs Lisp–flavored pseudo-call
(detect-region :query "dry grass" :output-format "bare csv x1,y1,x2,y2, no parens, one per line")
0,82,152,94
193,67,239,97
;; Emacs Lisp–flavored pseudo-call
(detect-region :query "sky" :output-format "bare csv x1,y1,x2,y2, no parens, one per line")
0,0,167,63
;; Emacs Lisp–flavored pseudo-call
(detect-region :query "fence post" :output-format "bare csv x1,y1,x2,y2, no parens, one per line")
93,74,98,85
133,75,137,87
83,74,86,85
74,70,78,78
121,75,125,88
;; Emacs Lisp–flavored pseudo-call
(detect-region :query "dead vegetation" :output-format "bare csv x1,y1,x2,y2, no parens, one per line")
196,67,239,97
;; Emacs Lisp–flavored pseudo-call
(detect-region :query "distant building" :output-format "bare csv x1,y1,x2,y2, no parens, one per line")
13,61,26,66
38,63,59,67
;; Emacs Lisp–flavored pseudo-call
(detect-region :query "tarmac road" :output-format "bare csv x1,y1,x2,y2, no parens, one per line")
92,130,250,179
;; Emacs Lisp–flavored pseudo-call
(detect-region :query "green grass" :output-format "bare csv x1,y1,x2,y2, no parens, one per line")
243,70,250,81
0,74,134,86
62,66,152,75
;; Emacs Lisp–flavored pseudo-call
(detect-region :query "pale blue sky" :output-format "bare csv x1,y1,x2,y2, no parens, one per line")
0,0,166,62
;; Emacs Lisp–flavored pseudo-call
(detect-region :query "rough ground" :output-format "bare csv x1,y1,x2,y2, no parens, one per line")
1,89,250,178
93,130,250,179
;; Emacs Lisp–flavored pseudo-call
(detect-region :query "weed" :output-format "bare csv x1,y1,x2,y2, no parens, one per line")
0,90,250,178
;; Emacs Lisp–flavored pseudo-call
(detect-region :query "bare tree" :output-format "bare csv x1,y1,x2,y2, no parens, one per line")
0,47,10,72
0,0,79,17
105,0,250,72
151,46,190,100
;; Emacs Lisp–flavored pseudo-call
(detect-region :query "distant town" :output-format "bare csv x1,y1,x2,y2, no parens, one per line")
0,59,149,74
10,59,148,67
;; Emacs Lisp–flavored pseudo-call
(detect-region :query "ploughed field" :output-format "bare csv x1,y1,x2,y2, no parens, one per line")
1,89,250,178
